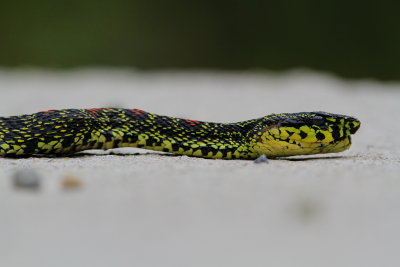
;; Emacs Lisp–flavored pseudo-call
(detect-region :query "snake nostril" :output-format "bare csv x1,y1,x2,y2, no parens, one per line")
350,122,361,134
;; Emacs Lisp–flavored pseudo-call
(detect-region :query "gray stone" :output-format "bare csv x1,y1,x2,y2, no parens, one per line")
254,154,269,164
13,168,41,189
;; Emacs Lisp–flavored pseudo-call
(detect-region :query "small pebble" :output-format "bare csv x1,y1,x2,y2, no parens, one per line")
254,154,269,164
13,168,41,189
62,175,82,189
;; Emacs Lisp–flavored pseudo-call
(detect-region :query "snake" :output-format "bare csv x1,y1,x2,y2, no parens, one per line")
0,108,360,159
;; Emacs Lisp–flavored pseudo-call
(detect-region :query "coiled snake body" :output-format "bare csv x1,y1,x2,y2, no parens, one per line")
0,108,360,159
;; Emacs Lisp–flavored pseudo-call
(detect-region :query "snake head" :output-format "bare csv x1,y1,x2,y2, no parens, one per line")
252,112,361,157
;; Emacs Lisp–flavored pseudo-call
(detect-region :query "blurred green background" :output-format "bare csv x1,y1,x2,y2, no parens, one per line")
1,1,399,80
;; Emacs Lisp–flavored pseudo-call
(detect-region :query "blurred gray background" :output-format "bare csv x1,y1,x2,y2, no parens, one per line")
1,0,399,80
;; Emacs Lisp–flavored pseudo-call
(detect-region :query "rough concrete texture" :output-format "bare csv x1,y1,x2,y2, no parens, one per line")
0,69,399,267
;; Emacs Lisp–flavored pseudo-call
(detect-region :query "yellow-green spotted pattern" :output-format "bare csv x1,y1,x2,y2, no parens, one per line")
0,108,360,159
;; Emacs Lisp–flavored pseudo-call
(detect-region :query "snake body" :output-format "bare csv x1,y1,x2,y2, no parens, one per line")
0,108,360,159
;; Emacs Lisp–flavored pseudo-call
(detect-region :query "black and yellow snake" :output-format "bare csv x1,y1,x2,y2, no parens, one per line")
0,108,360,159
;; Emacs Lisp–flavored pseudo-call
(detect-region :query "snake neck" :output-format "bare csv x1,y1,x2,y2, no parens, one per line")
92,109,261,159
0,108,260,158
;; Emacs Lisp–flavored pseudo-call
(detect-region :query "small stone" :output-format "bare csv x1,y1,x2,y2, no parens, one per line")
254,154,269,164
62,175,82,189
13,168,41,189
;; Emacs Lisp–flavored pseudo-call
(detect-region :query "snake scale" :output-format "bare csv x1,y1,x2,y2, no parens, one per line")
0,108,360,159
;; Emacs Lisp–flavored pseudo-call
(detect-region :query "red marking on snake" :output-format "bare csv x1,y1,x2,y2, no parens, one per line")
131,109,145,115
185,119,200,126
87,108,108,115
40,110,55,114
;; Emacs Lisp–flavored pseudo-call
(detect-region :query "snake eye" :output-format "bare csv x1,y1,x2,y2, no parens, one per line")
312,116,325,126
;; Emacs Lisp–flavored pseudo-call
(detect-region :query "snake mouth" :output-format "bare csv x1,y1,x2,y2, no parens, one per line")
315,135,352,154
254,131,353,157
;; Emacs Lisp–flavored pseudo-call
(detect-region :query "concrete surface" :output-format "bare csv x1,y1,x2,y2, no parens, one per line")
0,69,399,267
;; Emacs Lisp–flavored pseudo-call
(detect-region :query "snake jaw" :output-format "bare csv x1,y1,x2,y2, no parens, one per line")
250,112,360,157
